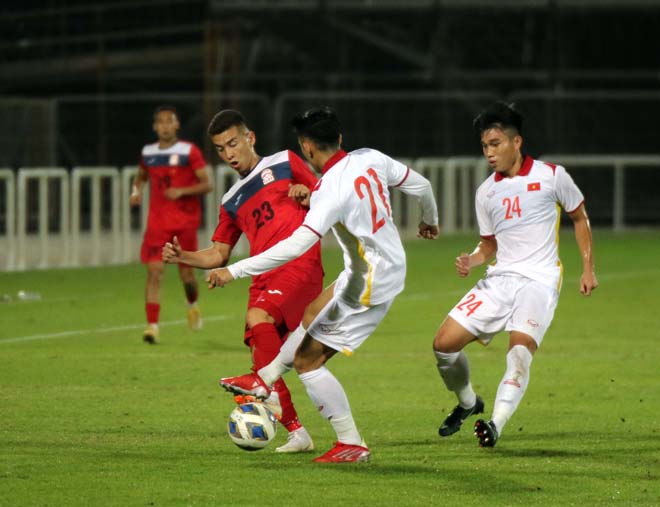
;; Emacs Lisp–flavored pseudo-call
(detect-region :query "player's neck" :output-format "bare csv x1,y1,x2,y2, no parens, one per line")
158,137,178,149
239,154,262,178
502,152,524,178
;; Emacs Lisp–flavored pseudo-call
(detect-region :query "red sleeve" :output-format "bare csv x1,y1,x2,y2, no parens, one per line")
189,143,207,171
211,206,242,247
288,150,318,188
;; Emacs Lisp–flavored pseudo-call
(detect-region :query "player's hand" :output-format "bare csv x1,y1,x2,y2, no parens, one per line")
417,222,439,240
288,184,311,207
579,270,599,296
206,267,234,289
129,193,142,206
164,188,183,200
455,253,471,278
162,236,183,263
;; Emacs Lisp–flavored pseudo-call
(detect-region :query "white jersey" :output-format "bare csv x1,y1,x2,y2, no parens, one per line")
304,148,437,306
476,156,584,291
226,148,438,307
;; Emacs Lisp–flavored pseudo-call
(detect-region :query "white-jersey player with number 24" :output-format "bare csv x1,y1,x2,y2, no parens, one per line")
212,106,439,463
433,101,598,448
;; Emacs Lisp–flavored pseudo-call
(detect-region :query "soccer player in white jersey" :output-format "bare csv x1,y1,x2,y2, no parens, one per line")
433,101,598,448
211,106,439,462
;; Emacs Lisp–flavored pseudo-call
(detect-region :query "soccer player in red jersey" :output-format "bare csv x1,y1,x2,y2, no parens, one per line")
162,110,323,453
130,105,212,344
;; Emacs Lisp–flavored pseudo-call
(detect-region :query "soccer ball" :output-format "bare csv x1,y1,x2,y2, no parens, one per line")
227,402,278,451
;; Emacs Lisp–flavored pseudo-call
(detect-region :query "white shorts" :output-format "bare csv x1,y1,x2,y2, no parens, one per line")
448,274,559,346
306,274,394,356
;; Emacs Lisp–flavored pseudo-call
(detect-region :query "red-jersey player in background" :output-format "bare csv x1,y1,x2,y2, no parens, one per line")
130,105,212,344
162,110,323,453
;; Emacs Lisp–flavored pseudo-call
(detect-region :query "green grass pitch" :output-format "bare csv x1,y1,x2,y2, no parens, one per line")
1,231,659,506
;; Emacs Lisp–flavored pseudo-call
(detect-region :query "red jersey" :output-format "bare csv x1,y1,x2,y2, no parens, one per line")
140,140,207,231
212,150,321,283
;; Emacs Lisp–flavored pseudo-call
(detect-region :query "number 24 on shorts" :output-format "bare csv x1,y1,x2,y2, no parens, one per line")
456,293,482,316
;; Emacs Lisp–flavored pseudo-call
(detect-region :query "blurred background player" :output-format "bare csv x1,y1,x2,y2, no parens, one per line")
215,106,439,462
162,109,322,453
130,105,212,344
433,101,598,447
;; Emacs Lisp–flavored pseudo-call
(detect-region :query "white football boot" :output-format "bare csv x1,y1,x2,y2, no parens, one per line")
275,426,314,453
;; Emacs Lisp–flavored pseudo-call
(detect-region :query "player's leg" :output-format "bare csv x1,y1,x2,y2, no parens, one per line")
295,334,371,462
476,332,536,448
434,278,512,437
433,316,483,436
219,275,332,392
258,281,336,385
140,229,169,344
242,269,323,452
475,279,557,447
176,229,202,330
143,260,164,344
244,308,312,452
297,298,391,463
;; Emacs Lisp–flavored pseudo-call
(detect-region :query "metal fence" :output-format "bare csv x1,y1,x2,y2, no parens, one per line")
1,155,658,272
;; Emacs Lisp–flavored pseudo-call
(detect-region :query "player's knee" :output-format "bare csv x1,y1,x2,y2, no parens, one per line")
147,266,164,283
245,308,274,329
178,266,195,283
433,324,456,353
293,353,313,374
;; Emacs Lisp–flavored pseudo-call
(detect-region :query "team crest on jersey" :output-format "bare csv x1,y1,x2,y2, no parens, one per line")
169,154,180,166
261,168,275,185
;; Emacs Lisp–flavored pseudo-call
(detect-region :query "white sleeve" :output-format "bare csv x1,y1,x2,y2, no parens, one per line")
393,166,439,226
475,188,494,237
554,165,584,213
301,178,342,237
227,226,320,279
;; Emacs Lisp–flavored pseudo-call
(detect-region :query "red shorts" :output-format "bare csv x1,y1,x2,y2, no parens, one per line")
244,259,323,341
140,228,198,263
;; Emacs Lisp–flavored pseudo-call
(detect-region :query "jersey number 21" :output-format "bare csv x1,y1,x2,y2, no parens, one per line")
354,169,391,234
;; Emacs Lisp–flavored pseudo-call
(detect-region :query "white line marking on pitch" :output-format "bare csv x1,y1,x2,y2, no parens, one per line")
0,315,231,345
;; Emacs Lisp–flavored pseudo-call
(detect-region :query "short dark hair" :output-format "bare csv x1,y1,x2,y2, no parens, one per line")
207,109,248,137
153,105,178,119
473,101,523,137
291,106,342,151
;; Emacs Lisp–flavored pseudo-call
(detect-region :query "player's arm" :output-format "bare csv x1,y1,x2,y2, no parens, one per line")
568,203,598,296
455,236,497,278
164,166,213,200
206,226,320,288
393,167,439,239
129,166,149,206
163,238,232,269
287,150,318,207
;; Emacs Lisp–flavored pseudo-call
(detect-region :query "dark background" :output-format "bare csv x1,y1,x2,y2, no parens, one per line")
1,0,659,227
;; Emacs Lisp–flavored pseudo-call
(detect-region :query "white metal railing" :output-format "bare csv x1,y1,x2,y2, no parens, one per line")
120,166,149,263
0,169,15,270
71,167,121,265
1,156,658,271
16,168,69,270
540,154,660,231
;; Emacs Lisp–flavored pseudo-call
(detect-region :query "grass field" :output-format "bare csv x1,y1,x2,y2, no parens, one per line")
1,230,659,506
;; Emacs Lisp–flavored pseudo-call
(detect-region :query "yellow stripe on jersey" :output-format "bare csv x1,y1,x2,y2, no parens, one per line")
555,203,563,291
357,242,374,306
341,347,354,357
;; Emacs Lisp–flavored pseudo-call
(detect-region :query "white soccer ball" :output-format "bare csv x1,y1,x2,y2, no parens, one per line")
227,402,278,451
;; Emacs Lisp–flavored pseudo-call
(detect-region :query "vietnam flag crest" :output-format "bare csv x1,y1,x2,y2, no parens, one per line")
527,182,541,191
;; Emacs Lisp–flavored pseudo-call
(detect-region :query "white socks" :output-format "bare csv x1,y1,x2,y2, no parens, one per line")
434,350,477,409
492,345,533,434
257,325,306,385
298,366,362,445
